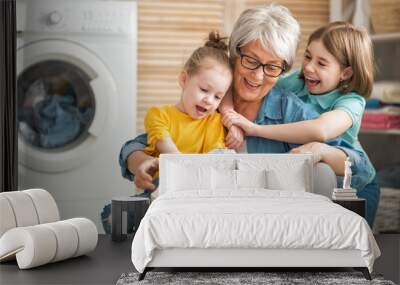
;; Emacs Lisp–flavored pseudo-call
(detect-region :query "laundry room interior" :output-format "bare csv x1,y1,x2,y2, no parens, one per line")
1,0,400,284
12,0,400,234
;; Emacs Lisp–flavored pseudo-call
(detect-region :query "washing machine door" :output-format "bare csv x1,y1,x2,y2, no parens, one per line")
17,39,118,172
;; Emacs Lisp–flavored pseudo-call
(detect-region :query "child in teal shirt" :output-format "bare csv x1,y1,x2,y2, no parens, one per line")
222,22,378,226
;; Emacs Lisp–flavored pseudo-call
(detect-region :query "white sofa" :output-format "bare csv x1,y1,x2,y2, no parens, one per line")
0,189,98,269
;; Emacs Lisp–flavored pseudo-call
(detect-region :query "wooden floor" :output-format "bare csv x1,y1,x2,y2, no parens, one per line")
374,234,400,284
0,234,398,285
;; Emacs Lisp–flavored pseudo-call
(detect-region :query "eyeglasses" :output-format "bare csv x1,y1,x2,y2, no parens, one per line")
237,48,286,78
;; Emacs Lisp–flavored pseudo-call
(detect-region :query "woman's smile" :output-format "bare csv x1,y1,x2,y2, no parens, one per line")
244,77,262,90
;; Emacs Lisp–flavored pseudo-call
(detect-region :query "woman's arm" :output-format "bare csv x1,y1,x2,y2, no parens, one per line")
127,151,159,190
223,109,352,144
290,142,347,175
119,134,148,181
119,134,159,189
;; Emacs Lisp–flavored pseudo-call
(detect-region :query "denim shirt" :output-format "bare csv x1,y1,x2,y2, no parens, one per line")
119,85,372,191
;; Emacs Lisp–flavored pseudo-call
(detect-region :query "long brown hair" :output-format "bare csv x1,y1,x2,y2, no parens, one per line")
301,21,374,98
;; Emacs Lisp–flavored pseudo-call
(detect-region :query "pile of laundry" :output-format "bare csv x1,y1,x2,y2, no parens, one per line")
362,81,400,130
18,79,94,149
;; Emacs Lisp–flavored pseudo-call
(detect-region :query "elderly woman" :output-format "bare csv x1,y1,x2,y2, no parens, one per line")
107,5,376,231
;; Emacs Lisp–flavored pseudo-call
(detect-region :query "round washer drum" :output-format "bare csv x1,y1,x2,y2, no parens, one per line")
17,39,118,173
18,59,96,150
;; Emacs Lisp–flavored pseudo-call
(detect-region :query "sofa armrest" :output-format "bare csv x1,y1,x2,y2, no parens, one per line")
0,189,59,237
0,218,97,269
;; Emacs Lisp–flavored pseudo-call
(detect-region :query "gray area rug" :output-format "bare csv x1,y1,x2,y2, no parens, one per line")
116,271,396,285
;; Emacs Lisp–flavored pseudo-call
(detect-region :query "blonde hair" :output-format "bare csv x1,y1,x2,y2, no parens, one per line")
184,31,231,76
302,21,374,98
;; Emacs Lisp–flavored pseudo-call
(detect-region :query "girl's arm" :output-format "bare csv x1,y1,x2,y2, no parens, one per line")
218,86,234,114
155,137,181,154
223,109,352,144
218,88,245,149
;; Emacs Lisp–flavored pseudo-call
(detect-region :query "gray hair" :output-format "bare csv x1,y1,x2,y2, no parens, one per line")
229,4,300,71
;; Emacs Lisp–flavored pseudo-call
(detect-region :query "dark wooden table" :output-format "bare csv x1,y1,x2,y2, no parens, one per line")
332,198,366,218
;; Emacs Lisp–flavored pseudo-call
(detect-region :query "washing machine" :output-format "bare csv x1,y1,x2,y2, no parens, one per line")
16,0,137,232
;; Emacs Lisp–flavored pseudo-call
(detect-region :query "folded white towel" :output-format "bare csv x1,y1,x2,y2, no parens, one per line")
371,81,400,104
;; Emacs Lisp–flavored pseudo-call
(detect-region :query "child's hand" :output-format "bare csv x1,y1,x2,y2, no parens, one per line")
134,157,159,190
225,125,244,150
222,110,257,135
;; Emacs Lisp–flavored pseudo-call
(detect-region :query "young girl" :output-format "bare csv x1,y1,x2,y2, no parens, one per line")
143,31,232,157
100,32,232,234
221,21,378,226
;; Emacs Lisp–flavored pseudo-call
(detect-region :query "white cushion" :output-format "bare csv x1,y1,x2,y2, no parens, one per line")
64,218,98,257
42,221,79,262
212,168,237,190
267,167,307,191
159,154,236,194
237,157,312,192
159,154,313,194
0,189,59,237
0,189,97,269
0,192,39,227
210,168,268,192
0,196,16,237
165,163,212,192
237,169,268,189
23,189,59,223
0,225,57,269
0,218,97,269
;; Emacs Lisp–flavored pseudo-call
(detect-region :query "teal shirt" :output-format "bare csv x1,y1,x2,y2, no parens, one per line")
277,69,366,152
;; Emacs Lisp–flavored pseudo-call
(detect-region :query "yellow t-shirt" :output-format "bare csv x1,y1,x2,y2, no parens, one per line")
144,105,226,157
